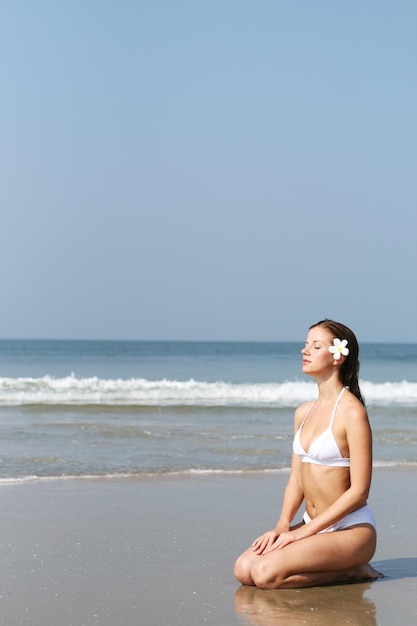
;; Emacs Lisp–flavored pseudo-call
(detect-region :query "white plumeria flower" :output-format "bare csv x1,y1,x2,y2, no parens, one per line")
329,338,349,360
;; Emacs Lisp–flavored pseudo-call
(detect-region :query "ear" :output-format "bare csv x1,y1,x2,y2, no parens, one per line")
333,354,347,367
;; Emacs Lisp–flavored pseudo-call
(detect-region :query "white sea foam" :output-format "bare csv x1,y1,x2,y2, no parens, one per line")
0,375,416,407
0,461,415,484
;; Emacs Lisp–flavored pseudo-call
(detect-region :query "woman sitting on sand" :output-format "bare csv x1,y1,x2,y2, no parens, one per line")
234,319,381,589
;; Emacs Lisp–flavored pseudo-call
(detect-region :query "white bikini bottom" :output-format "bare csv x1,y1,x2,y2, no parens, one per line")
303,504,376,533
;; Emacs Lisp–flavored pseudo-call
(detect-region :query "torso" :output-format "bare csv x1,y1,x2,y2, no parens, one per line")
293,387,352,517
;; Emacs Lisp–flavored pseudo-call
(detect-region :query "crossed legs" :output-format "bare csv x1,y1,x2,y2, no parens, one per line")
234,524,380,589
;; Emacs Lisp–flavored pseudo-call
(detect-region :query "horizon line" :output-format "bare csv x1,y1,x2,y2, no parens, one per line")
0,337,415,345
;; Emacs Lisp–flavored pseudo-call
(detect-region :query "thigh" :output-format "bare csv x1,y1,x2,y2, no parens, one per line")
260,525,376,576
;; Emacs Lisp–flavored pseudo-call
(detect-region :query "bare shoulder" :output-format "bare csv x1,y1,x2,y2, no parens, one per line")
294,401,312,428
341,389,369,427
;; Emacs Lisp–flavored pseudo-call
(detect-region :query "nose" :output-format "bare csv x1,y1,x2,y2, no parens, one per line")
301,345,309,355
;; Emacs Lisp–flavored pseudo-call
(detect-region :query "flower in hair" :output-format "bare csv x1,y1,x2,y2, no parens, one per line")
329,338,349,360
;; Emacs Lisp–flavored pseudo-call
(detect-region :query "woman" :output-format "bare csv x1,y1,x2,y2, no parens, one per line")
234,319,381,589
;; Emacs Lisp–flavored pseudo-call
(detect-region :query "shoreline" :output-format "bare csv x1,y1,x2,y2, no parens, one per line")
0,466,416,625
0,461,415,486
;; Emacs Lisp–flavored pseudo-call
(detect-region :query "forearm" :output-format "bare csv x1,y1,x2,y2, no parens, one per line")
251,479,304,555
301,486,369,537
274,477,304,530
266,486,371,553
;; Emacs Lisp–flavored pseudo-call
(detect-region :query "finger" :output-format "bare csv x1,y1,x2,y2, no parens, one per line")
276,537,292,550
253,534,270,548
254,541,265,554
252,534,265,545
257,537,272,554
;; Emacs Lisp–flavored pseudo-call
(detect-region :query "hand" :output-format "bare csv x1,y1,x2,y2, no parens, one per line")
251,530,279,555
264,528,304,553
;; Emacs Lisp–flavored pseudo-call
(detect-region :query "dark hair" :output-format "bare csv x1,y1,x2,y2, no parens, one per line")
310,319,365,405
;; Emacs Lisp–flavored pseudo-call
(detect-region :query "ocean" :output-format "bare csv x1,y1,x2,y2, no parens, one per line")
0,340,416,481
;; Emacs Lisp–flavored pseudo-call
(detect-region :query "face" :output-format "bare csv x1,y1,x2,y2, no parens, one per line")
301,326,336,376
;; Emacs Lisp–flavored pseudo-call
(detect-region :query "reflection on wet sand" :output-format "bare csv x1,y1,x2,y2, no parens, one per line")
235,583,377,626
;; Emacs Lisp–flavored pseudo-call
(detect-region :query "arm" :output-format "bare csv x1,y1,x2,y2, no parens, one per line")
274,455,305,531
252,406,306,555
251,466,304,554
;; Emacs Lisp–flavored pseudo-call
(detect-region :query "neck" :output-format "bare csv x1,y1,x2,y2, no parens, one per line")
315,374,344,403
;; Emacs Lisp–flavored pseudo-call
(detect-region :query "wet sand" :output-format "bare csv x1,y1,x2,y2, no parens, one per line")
0,466,416,625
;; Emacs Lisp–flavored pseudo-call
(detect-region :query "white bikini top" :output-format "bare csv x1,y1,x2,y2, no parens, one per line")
292,387,350,467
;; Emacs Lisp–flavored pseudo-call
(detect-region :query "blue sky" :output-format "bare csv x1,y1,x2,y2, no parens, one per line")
2,1,416,342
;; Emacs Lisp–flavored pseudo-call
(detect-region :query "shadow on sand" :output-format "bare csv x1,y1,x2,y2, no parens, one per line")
371,557,417,581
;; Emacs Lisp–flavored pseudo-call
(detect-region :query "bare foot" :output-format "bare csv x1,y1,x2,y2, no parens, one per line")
354,563,384,581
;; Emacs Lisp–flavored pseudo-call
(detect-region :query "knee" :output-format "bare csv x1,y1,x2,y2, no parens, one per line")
251,560,284,590
234,554,255,586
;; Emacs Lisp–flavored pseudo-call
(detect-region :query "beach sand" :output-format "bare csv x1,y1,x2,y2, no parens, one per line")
0,467,416,626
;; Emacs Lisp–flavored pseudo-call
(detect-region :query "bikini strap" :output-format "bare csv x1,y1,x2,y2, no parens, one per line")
329,387,346,427
300,399,317,428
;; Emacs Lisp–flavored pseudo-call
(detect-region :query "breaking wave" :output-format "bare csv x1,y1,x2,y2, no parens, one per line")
0,376,416,407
